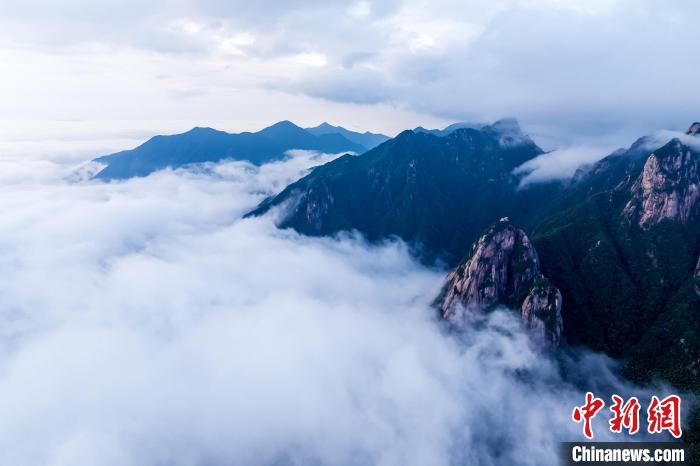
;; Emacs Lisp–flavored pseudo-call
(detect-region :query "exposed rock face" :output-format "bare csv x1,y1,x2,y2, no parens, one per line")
302,178,335,233
687,122,700,135
437,218,539,316
695,256,700,298
624,138,700,229
521,277,564,350
435,218,563,349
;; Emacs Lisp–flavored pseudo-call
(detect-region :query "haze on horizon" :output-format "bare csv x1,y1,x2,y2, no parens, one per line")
1,0,699,159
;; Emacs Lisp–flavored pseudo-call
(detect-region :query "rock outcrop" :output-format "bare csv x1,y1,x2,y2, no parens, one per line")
435,218,563,349
624,134,700,229
687,122,700,135
521,276,564,349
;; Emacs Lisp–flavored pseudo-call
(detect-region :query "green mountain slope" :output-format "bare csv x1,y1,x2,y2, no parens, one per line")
248,119,558,264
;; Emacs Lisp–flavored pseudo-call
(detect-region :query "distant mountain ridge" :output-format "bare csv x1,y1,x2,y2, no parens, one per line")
413,121,486,137
92,121,370,180
305,122,389,150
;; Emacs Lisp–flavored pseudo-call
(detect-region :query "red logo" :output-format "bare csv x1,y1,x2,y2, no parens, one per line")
572,393,682,439
647,395,682,439
609,395,641,435
572,392,605,439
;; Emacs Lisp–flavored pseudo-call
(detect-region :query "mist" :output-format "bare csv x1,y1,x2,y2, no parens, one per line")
513,146,612,186
0,151,673,466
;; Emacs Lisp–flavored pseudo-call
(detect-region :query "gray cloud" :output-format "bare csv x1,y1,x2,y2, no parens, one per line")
2,0,697,144
285,68,392,105
284,0,700,145
0,151,678,465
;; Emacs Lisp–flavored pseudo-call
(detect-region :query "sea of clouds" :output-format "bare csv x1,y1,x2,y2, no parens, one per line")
0,149,672,466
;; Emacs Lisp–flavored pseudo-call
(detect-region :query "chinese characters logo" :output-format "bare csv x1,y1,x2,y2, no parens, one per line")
572,392,681,439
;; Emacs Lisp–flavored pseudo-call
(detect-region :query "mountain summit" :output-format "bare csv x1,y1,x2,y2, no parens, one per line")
92,121,367,180
435,218,563,349
246,119,550,263
623,137,700,228
305,122,389,150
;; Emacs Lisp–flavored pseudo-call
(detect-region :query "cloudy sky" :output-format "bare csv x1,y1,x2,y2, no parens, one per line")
1,0,698,158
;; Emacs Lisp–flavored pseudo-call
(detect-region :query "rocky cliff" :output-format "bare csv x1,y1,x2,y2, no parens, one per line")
521,276,564,349
435,218,563,349
623,131,700,229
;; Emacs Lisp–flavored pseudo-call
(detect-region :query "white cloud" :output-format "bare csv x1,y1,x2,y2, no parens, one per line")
514,146,613,186
348,1,373,18
291,52,328,67
0,152,675,465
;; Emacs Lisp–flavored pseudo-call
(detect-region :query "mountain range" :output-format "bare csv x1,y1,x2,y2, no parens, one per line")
247,119,700,444
91,115,699,445
246,118,555,263
92,121,387,180
305,122,390,150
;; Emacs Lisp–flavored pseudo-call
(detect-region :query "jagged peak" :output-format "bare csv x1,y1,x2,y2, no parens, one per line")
307,122,339,132
623,133,700,228
653,136,699,159
488,118,522,135
434,219,562,349
257,120,308,138
260,120,303,131
412,126,430,133
185,126,222,134
479,217,515,241
438,220,539,312
401,128,425,139
687,122,700,135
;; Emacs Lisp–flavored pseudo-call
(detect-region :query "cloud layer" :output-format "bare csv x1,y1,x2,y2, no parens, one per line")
0,152,673,466
1,0,698,144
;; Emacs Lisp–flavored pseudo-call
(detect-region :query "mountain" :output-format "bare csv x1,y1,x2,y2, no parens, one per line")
92,121,366,180
623,137,700,228
249,120,700,408
413,121,485,137
305,122,389,150
435,218,563,349
530,132,700,385
247,118,557,264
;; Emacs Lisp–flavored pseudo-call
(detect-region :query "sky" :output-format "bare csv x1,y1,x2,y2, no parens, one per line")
0,150,670,466
1,0,699,160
